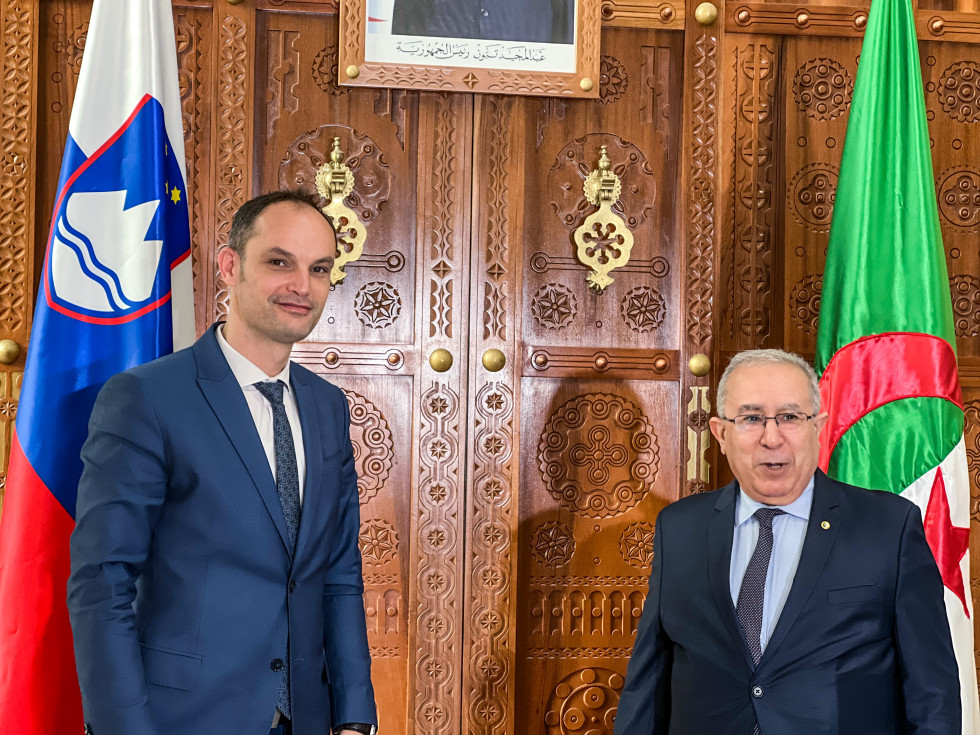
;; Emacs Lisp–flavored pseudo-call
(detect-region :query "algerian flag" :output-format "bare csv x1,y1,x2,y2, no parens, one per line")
814,0,979,729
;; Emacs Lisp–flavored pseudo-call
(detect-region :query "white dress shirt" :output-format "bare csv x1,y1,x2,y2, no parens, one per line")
729,476,814,653
216,326,306,502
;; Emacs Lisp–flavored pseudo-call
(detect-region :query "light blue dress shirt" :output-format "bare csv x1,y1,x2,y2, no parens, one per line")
729,477,814,653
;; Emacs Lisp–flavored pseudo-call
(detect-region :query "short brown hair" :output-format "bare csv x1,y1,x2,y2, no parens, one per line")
225,191,335,258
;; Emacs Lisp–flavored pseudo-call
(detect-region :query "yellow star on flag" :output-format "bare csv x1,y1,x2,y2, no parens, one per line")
170,187,181,204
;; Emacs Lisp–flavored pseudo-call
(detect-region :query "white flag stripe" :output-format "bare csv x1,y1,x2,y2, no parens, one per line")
900,436,979,734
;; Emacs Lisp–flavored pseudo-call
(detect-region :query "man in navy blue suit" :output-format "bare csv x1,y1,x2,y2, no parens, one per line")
615,349,960,734
69,192,377,735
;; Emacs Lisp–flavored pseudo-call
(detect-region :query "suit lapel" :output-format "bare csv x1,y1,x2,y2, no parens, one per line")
708,482,755,670
194,328,292,555
758,472,841,667
291,373,322,561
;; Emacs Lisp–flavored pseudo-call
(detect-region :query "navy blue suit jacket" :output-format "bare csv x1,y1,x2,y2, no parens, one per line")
615,472,960,734
68,326,376,735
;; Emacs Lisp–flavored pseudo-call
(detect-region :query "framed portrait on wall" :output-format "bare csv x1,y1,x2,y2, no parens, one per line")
337,0,601,97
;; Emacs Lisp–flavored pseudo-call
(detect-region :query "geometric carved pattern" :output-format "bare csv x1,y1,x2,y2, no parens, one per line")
729,42,777,342
342,389,393,504
354,281,402,328
686,33,716,347
937,167,980,232
549,134,656,230
532,283,577,331
483,97,511,342
950,275,980,338
429,93,457,339
359,519,399,565
789,274,823,336
279,125,391,225
467,382,515,734
598,54,628,105
539,393,659,518
793,58,853,121
619,522,656,568
266,29,300,143
0,1,36,335
530,521,575,568
620,286,666,333
938,61,980,123
544,667,623,734
312,43,346,95
788,163,838,232
963,400,980,522
416,382,461,735
528,587,646,638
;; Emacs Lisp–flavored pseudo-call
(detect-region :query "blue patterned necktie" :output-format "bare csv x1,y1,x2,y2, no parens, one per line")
253,379,301,718
736,507,784,735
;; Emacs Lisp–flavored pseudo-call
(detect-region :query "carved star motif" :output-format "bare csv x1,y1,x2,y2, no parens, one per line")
429,483,448,503
483,435,504,455
485,393,504,411
432,259,452,279
924,469,971,617
536,288,574,327
427,529,446,548
429,396,449,414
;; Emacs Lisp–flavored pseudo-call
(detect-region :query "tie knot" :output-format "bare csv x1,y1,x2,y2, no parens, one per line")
254,379,286,406
753,507,785,528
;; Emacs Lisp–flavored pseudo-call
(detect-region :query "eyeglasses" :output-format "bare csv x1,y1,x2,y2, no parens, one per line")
722,413,814,433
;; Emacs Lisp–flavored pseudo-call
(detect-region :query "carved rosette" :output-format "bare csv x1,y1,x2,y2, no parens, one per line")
619,522,656,568
598,54,628,105
467,382,515,733
793,58,853,120
539,394,659,518
359,519,399,565
938,61,980,123
963,400,980,522
686,33,716,347
789,274,823,336
620,286,666,333
530,521,576,568
312,43,346,95
788,163,838,233
342,389,393,504
937,167,980,233
950,275,980,338
416,382,461,734
532,283,577,331
544,667,623,734
354,281,402,328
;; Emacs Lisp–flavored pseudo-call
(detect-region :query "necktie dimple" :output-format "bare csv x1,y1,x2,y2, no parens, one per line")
736,507,785,666
253,379,300,719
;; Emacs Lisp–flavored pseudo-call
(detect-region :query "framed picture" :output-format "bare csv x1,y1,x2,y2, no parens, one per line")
338,0,601,98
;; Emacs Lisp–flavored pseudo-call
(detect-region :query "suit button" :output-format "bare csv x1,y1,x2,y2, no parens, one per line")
288,580,297,593
271,658,285,672
752,685,763,698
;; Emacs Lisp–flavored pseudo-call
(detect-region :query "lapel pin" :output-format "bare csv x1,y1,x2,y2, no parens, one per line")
820,521,830,530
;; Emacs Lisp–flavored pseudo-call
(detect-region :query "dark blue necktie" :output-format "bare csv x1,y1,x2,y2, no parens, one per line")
253,379,301,718
736,507,785,665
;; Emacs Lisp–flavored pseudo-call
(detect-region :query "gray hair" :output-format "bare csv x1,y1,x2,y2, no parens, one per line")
716,349,821,419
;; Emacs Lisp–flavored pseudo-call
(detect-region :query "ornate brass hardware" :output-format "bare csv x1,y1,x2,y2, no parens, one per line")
482,348,506,372
573,146,635,293
694,2,719,25
429,348,453,373
689,353,711,376
0,339,20,364
316,138,366,285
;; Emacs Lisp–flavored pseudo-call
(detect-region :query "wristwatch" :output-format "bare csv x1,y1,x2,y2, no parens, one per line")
334,725,377,735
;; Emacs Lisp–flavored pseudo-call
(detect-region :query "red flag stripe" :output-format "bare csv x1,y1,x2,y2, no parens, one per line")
818,332,962,471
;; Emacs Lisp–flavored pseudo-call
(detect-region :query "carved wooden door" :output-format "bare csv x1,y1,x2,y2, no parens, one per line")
24,1,705,734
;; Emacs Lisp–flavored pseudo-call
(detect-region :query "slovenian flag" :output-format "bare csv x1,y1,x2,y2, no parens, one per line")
814,0,980,729
0,2,193,732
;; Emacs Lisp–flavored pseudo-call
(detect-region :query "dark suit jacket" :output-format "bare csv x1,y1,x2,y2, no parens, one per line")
68,326,376,735
614,471,960,734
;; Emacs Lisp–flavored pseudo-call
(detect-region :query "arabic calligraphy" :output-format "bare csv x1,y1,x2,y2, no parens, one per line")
394,39,547,63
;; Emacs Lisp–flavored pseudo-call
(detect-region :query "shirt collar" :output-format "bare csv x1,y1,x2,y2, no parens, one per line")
216,324,291,390
735,474,814,528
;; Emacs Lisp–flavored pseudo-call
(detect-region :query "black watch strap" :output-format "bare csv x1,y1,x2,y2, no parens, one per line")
334,724,377,735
